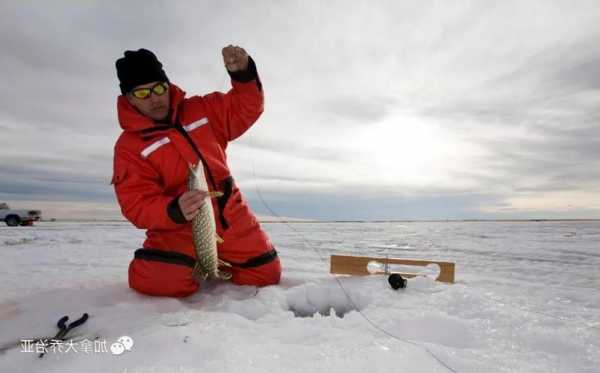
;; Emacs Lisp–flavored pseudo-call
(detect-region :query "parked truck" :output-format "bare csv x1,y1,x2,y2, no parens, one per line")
0,203,42,226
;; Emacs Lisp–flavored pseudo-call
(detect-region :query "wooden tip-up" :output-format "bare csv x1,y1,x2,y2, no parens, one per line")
330,255,455,284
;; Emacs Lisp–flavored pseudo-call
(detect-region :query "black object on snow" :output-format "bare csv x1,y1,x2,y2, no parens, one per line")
388,273,407,290
38,313,89,358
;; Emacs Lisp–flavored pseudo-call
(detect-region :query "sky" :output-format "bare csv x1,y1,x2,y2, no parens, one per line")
1,0,599,220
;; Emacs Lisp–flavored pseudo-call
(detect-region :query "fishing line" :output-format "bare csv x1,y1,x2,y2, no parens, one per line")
248,140,458,373
216,72,459,373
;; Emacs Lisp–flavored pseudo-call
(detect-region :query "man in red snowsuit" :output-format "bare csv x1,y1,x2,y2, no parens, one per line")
112,46,281,297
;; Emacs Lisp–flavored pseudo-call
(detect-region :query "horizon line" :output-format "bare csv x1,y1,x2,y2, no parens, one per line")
37,218,600,223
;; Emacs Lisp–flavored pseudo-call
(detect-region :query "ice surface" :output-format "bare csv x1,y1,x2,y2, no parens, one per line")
0,221,599,372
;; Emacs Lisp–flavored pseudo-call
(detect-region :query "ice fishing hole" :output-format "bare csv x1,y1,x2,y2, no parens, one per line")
285,283,370,318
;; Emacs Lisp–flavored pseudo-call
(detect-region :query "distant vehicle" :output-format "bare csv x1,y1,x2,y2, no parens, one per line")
0,203,42,226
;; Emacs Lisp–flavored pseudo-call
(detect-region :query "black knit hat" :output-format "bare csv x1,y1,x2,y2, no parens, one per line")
115,48,169,94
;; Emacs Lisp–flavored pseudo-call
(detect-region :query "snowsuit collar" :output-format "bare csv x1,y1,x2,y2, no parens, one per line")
117,84,186,132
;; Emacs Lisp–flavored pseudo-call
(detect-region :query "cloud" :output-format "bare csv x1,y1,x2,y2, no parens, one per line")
243,189,506,221
230,137,351,164
1,1,600,219
0,152,113,203
314,95,398,124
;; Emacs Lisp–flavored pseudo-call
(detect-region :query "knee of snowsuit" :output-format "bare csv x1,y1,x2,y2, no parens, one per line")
128,247,281,297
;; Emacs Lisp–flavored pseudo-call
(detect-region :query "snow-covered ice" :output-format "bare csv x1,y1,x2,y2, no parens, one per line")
0,221,599,372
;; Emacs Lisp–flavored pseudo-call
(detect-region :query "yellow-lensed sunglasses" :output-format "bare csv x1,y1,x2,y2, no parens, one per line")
130,82,169,99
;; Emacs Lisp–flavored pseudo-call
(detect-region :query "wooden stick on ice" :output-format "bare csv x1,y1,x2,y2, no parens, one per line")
330,255,455,284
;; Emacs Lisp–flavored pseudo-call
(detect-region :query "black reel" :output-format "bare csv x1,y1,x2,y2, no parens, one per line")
388,273,407,290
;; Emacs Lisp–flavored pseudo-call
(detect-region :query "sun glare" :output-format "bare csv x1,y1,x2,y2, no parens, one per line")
357,114,465,187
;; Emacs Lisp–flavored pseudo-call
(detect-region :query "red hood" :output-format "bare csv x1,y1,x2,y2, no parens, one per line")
117,84,187,132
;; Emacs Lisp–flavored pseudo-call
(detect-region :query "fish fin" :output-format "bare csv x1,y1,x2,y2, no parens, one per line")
188,163,199,178
218,271,233,280
208,191,224,198
192,262,207,283
215,234,224,244
218,258,232,267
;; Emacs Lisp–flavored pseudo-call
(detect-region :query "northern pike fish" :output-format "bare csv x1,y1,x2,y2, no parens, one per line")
188,162,232,281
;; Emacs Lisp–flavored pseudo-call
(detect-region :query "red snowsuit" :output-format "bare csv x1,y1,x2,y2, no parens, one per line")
112,64,281,297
